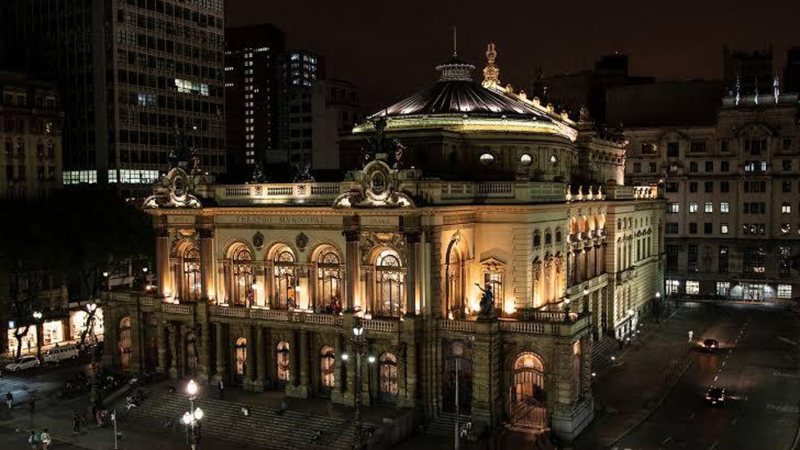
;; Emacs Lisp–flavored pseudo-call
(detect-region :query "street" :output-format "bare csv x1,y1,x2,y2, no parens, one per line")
614,303,800,449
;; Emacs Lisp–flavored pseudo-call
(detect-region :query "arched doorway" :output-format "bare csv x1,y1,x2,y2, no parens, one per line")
378,352,398,403
509,352,547,429
320,345,335,395
118,317,132,371
442,340,472,413
234,337,247,384
276,341,291,385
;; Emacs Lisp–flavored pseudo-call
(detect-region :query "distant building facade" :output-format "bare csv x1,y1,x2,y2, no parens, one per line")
0,72,63,199
103,45,664,441
625,52,800,301
1,0,226,194
224,24,286,179
311,79,363,170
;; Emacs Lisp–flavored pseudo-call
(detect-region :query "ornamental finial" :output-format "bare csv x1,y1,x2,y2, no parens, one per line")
482,43,501,88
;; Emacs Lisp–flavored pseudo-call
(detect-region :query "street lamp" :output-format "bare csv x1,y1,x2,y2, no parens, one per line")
31,311,43,359
655,292,662,323
184,379,203,449
344,318,375,450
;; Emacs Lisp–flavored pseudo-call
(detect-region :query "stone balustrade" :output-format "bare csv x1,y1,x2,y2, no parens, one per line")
440,319,477,333
362,318,399,333
162,303,193,315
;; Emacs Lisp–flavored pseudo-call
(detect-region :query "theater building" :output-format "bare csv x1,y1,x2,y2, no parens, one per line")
102,45,664,440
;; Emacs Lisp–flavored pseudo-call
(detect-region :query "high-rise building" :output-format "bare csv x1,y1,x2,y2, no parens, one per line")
722,46,774,97
310,79,363,171
281,51,325,166
625,50,800,302
0,0,226,195
0,71,63,199
224,24,285,180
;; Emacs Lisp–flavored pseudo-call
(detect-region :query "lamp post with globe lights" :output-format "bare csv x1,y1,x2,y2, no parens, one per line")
655,291,662,323
183,379,204,449
563,295,571,322
31,311,43,360
341,318,376,449
582,288,590,313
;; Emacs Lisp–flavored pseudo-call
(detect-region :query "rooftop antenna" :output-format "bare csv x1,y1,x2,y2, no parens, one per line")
452,26,458,58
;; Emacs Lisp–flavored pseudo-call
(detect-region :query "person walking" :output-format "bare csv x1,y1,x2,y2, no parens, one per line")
5,391,12,409
688,330,694,342
27,430,39,450
40,428,51,450
72,412,81,436
218,379,224,400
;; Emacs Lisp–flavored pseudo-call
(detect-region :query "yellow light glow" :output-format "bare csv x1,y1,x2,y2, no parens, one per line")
504,301,516,315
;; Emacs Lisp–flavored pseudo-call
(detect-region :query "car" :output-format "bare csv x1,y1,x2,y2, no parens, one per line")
43,344,80,364
4,355,40,372
702,338,719,351
705,387,726,406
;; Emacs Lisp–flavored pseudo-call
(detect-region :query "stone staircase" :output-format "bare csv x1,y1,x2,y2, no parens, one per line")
425,412,471,437
119,392,360,450
591,335,620,372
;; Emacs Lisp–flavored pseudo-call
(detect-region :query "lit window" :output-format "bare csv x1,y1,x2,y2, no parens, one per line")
520,154,532,166
688,203,698,213
665,279,680,295
668,203,680,213
174,79,210,96
720,223,729,234
716,282,730,296
686,280,700,295
704,202,713,213
778,284,793,299
782,202,792,214
720,202,730,213
781,223,792,235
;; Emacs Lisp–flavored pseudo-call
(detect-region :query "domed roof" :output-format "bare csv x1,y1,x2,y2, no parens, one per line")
371,58,553,121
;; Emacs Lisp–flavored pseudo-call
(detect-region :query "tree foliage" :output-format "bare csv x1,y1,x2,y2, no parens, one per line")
0,188,154,301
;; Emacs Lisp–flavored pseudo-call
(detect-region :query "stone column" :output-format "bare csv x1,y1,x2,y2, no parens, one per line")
128,314,142,373
244,324,255,390
299,329,310,396
199,223,215,302
254,326,265,391
343,230,361,311
156,319,166,374
404,232,420,315
471,320,502,431
213,322,226,383
168,324,178,379
331,332,345,404
155,220,171,298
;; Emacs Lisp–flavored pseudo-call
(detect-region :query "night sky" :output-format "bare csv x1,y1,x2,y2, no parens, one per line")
226,0,800,112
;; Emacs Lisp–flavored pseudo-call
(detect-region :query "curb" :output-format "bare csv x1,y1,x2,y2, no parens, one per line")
604,354,694,448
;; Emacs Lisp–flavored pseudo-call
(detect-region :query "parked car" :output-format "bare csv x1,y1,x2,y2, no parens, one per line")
43,344,80,364
705,387,726,406
702,338,719,351
4,355,40,372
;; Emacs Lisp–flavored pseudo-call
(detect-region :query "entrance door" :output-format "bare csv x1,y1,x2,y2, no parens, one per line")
509,353,547,429
442,341,472,413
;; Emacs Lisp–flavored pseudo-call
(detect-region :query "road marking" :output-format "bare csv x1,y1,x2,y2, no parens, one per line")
714,376,718,381
766,403,800,413
661,436,672,445
731,416,739,425
773,371,800,380
777,336,797,346
709,441,719,450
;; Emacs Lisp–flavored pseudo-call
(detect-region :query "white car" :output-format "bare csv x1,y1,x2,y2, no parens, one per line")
43,344,80,364
5,356,40,372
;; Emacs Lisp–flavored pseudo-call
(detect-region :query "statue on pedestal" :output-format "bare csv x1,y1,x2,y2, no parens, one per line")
475,283,497,320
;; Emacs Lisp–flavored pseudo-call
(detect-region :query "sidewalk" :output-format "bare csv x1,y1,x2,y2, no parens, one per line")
572,304,715,449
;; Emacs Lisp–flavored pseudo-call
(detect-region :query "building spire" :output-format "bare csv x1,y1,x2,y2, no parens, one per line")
482,42,501,88
452,26,458,58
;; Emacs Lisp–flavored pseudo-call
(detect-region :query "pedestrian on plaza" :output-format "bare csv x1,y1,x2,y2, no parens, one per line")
40,428,51,450
72,412,81,436
79,412,88,434
688,330,694,342
5,391,12,409
27,430,39,450
218,379,224,400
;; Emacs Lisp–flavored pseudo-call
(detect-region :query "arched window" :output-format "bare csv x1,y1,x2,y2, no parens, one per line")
374,249,405,317
533,230,541,248
277,341,290,382
235,337,247,376
315,247,342,311
379,352,399,402
555,229,562,243
544,231,552,245
320,346,335,390
510,352,546,428
119,317,132,371
227,245,253,306
182,246,201,302
446,248,465,317
3,139,11,156
271,246,297,310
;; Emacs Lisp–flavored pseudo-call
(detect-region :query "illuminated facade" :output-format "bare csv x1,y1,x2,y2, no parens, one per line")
104,45,664,441
626,89,800,301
